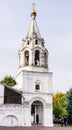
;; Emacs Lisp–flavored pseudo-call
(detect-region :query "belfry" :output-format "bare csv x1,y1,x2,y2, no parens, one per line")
0,5,53,127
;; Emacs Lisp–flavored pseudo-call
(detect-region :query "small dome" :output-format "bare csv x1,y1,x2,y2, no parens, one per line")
31,10,36,17
31,3,37,17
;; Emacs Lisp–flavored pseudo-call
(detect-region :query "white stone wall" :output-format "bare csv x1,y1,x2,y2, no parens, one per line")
0,104,22,126
43,105,53,126
16,71,24,90
0,84,4,104
20,70,52,94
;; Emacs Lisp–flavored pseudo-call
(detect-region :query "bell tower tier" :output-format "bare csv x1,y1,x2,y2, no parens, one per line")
15,5,53,127
18,5,48,72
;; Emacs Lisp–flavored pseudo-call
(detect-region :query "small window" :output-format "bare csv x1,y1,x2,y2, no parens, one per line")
35,50,40,66
27,40,29,45
35,39,38,45
35,85,40,90
42,42,44,47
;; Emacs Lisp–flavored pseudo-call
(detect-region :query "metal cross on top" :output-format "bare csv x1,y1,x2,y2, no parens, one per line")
32,3,36,10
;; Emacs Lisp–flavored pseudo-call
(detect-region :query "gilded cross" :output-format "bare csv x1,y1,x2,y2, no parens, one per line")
32,3,35,10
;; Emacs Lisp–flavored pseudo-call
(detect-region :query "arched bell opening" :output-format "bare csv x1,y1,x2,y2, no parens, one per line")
31,100,43,125
25,50,29,65
35,50,40,66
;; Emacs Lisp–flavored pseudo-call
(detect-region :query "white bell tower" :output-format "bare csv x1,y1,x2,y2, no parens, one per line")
16,5,53,127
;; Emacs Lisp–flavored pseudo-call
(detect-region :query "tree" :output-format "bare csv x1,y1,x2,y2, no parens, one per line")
66,88,72,124
53,92,67,119
1,75,16,87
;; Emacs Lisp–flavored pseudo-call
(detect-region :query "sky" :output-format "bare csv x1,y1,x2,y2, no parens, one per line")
0,0,72,93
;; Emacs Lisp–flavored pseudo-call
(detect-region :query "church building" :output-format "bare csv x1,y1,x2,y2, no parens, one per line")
0,5,53,127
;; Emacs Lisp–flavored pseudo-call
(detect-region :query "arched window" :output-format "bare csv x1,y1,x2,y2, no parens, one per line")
25,51,29,65
35,50,40,66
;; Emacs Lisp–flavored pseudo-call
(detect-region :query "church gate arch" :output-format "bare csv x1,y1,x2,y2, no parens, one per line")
30,97,46,125
30,96,46,106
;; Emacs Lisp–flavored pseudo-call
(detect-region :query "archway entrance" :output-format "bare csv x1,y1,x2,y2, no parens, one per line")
31,100,43,125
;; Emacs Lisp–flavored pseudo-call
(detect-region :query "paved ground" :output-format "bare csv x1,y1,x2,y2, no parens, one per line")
0,127,72,130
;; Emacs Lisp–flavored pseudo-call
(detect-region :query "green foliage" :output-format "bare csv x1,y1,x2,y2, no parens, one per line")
66,88,72,124
53,92,67,118
1,75,16,87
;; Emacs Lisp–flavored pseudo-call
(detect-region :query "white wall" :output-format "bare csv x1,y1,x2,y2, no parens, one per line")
0,84,4,104
21,70,52,94
0,104,22,126
43,105,53,127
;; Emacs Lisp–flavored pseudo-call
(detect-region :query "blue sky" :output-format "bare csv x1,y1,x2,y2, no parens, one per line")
0,0,72,92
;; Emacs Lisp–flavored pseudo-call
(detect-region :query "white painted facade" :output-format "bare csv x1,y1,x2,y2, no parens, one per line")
0,6,53,127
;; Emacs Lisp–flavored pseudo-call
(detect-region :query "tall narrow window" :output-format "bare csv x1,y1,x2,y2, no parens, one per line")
42,42,44,47
45,52,47,67
35,50,40,66
35,39,38,45
25,51,29,65
27,40,29,45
